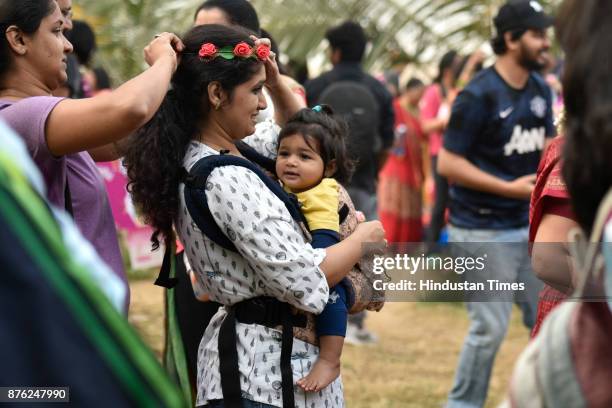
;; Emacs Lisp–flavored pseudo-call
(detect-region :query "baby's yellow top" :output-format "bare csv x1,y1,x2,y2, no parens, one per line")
287,178,340,232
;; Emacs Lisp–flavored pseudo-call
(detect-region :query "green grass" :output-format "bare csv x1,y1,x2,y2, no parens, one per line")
128,280,529,407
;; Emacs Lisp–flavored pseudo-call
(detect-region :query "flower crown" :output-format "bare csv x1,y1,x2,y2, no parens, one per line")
198,42,270,61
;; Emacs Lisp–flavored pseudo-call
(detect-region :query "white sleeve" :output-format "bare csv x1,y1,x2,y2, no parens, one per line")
242,119,279,160
205,165,329,313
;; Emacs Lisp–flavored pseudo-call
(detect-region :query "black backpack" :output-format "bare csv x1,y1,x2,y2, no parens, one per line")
318,80,381,172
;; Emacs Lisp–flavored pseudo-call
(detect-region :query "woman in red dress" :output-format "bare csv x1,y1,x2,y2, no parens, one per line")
378,79,426,242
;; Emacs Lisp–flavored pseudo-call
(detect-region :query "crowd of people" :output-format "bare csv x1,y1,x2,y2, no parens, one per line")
1,0,611,407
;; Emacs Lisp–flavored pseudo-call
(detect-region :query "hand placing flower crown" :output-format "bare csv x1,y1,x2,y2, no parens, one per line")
248,36,280,89
144,31,184,72
242,35,303,125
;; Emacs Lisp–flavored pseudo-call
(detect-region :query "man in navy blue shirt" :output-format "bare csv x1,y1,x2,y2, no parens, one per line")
438,1,555,407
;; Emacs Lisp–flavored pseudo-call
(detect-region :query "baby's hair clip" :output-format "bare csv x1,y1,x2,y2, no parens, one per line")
312,104,334,115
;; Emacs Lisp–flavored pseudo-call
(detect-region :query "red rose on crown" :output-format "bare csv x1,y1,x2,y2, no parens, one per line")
255,44,270,61
233,42,252,58
199,43,217,59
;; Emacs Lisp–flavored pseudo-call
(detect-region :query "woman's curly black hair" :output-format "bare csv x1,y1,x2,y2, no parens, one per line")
277,105,355,184
556,0,612,233
123,24,262,249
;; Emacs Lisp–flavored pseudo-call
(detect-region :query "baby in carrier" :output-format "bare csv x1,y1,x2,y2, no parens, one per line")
275,105,356,392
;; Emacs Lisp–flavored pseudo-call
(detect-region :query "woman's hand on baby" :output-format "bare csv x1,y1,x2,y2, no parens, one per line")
355,211,366,223
352,220,385,244
352,221,386,256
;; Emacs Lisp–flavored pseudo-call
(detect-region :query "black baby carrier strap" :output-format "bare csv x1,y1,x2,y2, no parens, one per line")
154,142,304,286
219,298,306,408
181,145,308,408
183,143,307,254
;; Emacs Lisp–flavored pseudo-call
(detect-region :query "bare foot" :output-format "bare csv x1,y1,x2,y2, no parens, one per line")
296,358,340,392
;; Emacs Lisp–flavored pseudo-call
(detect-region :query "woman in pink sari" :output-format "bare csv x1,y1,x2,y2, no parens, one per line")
378,79,426,242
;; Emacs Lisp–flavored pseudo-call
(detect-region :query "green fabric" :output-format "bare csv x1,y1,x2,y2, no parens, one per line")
164,245,194,404
0,154,186,408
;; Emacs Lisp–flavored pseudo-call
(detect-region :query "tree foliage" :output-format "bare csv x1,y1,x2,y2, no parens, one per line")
77,0,561,82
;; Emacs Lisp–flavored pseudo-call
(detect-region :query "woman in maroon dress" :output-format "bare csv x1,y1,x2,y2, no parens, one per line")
529,134,579,337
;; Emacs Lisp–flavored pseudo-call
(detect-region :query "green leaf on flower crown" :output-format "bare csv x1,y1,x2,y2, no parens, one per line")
216,46,235,60
218,51,235,60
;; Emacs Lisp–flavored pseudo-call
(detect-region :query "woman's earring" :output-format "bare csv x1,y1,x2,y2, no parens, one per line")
214,101,221,110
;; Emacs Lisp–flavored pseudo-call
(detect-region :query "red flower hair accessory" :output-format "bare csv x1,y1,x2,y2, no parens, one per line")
255,44,270,60
233,42,252,58
198,43,217,59
197,42,270,62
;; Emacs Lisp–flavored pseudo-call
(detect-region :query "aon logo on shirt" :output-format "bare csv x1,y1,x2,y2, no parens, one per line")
504,125,545,156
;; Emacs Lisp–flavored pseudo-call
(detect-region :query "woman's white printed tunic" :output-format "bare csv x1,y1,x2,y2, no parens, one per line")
176,122,344,407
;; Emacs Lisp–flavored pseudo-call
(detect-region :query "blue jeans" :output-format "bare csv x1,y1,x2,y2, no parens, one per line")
446,225,542,408
204,399,275,408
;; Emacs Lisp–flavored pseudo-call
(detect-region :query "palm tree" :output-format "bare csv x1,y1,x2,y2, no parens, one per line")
76,0,201,81
77,0,561,83
254,0,562,73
